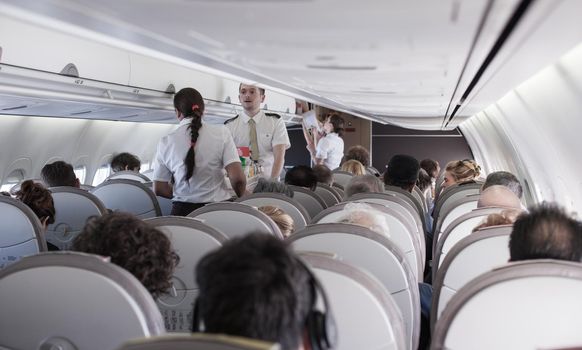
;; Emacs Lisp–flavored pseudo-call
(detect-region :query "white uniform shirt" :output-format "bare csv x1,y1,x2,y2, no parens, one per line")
225,110,290,177
316,132,344,170
153,118,240,203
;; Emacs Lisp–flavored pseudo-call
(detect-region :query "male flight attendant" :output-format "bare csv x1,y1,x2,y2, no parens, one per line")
225,84,290,179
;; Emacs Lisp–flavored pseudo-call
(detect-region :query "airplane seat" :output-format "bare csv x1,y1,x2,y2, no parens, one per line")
412,185,428,213
331,183,345,199
432,195,479,245
188,202,283,239
300,253,407,350
80,184,95,191
312,201,423,283
105,170,152,183
0,195,46,269
236,193,310,231
384,185,425,220
431,225,512,330
432,260,582,350
288,223,420,350
92,179,162,219
345,192,426,268
331,170,353,189
315,183,341,207
143,216,228,332
46,186,108,250
0,252,165,350
287,185,327,218
432,183,482,226
432,206,507,276
156,196,173,216
118,334,278,350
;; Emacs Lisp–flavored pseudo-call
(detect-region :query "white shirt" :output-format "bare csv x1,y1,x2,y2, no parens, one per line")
225,110,290,177
316,132,344,170
302,110,322,133
153,118,240,203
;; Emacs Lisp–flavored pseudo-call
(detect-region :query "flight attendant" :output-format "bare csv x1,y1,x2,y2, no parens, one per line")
313,113,345,170
153,87,246,216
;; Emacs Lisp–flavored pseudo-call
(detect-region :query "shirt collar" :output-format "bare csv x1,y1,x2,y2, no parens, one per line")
241,110,264,124
178,117,193,127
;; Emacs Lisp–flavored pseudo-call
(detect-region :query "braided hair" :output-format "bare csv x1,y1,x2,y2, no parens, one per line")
15,180,55,225
174,88,205,181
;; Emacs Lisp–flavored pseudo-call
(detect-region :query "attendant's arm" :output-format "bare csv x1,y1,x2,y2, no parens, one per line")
271,144,287,179
154,181,173,199
225,162,246,197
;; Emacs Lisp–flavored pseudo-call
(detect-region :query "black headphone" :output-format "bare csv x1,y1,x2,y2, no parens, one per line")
191,257,337,350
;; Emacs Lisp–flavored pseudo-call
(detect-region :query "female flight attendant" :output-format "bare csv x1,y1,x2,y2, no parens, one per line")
313,113,345,170
153,87,246,216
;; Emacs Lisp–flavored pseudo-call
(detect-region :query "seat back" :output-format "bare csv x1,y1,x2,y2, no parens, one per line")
433,195,479,245
0,252,165,350
0,196,46,268
46,186,107,250
433,207,507,274
237,193,310,230
431,225,511,329
315,183,341,207
331,170,354,189
331,183,345,199
432,260,582,350
92,179,162,219
312,202,423,282
288,185,327,218
144,217,228,332
118,334,279,350
301,253,407,350
156,196,173,216
106,171,152,183
433,183,482,228
412,186,428,213
289,224,420,350
385,185,425,220
188,202,283,239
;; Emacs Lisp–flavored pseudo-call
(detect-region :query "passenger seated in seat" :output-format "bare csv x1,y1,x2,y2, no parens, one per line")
477,185,522,209
110,152,141,172
284,165,318,191
472,209,523,232
442,159,481,189
72,212,178,298
383,154,420,193
258,205,295,238
335,202,390,238
41,161,80,188
253,177,294,197
343,145,380,177
344,175,384,199
195,233,336,350
312,164,333,186
481,170,523,199
15,180,59,251
509,202,582,262
340,159,366,176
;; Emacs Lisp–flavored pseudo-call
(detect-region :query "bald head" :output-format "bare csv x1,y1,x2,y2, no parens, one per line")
477,185,522,209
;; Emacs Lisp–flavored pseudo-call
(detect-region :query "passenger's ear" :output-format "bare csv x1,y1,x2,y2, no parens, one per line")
40,217,49,231
74,178,80,188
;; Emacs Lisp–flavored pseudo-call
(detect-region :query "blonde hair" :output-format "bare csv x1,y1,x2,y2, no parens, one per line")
341,159,366,176
258,206,295,238
445,159,481,184
472,209,523,232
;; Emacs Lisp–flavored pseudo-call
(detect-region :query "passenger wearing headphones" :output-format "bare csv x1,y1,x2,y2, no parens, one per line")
194,233,336,350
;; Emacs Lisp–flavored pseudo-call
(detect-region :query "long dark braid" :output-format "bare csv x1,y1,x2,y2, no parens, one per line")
174,88,205,181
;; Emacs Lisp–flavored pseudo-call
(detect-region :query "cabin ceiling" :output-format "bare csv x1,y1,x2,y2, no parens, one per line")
0,0,580,129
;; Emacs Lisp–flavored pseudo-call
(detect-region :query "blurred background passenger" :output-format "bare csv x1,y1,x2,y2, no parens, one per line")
284,165,318,191
15,180,58,251
110,152,141,172
253,177,294,197
258,205,295,238
312,164,334,186
344,175,384,199
340,159,366,176
442,159,481,189
41,161,80,188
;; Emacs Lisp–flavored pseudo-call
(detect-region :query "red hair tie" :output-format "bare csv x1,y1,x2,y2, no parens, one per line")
191,104,199,111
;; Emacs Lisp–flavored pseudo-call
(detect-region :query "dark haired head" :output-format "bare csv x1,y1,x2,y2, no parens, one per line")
344,146,370,167
509,202,582,262
284,165,318,191
111,152,141,173
384,154,420,192
72,212,178,298
174,87,205,181
15,180,55,226
41,161,79,188
420,159,440,179
195,233,313,350
326,114,345,137
482,171,523,199
253,178,294,197
312,165,333,185
416,168,432,192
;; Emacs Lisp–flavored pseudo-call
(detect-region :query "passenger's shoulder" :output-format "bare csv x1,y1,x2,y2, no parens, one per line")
264,112,281,119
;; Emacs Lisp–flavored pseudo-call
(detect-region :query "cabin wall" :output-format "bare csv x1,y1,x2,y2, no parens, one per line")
0,114,173,186
461,43,582,213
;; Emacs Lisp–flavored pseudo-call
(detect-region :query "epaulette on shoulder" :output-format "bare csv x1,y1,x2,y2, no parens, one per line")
265,112,281,119
224,115,239,125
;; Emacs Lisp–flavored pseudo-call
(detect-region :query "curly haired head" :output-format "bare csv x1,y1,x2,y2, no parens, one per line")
15,180,55,225
72,212,178,298
444,159,481,187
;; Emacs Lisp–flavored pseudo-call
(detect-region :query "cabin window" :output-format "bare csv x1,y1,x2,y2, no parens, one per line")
74,165,87,184
1,169,25,192
92,164,111,186
140,161,151,173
